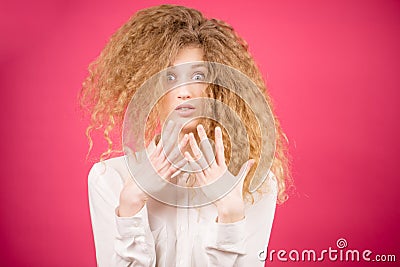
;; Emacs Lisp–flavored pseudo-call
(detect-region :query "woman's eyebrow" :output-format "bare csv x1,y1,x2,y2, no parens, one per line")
167,63,207,71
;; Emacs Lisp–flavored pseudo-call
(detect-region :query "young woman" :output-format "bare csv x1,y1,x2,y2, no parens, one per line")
81,4,290,266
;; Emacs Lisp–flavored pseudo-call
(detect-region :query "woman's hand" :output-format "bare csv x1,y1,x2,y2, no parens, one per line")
119,120,189,217
118,177,149,217
184,125,255,223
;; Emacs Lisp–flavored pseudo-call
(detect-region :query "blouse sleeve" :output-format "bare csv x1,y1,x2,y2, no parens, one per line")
204,173,278,266
88,162,156,267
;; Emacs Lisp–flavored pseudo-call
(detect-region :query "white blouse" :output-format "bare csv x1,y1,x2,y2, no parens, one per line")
88,143,277,267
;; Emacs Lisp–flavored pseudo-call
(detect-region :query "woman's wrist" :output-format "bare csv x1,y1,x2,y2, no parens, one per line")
118,179,148,217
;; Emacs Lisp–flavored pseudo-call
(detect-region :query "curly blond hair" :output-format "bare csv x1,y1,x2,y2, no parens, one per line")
80,4,292,204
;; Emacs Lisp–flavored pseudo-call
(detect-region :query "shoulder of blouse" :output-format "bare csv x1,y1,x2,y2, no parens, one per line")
89,138,157,185
88,156,130,188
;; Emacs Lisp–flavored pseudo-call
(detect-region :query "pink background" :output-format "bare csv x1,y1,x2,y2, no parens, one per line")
1,0,399,266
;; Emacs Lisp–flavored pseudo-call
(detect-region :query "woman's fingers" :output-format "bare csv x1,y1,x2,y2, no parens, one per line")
164,157,188,180
162,120,182,156
167,133,189,163
150,134,163,160
154,123,190,180
196,124,216,166
159,132,189,175
188,132,209,171
151,120,181,171
185,151,206,185
214,126,225,166
196,124,208,140
149,120,175,162
150,123,229,186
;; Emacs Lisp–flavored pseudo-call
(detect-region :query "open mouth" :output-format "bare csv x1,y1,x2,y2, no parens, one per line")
175,103,196,117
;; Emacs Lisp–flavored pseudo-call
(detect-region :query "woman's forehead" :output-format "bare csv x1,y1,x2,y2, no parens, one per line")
171,47,204,65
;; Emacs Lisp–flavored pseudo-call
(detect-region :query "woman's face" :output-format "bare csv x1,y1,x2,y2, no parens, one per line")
159,46,208,134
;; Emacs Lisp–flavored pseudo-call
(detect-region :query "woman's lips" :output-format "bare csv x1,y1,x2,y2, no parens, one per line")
175,103,196,117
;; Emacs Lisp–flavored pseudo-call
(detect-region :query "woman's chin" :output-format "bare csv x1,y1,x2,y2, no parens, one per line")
161,117,201,135
181,120,198,132
172,118,199,134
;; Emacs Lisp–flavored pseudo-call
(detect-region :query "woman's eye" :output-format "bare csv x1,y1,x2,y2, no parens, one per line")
166,73,176,82
192,73,205,81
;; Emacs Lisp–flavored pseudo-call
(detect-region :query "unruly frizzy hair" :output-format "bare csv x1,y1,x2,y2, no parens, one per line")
80,4,292,204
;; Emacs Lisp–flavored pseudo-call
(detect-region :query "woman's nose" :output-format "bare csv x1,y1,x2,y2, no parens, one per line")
176,85,192,100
